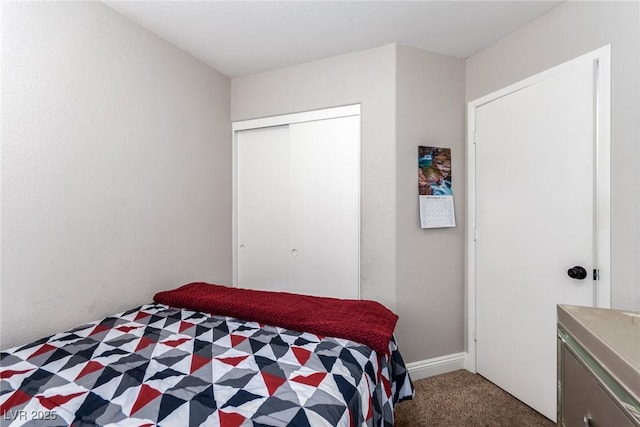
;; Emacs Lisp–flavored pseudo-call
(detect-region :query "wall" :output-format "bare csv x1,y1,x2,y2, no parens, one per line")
1,2,232,349
466,1,640,312
395,46,466,361
231,45,398,312
232,45,467,363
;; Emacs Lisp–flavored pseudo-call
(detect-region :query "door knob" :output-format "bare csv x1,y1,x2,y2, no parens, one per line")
567,266,587,280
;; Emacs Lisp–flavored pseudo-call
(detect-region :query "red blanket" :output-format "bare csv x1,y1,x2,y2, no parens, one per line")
154,282,398,355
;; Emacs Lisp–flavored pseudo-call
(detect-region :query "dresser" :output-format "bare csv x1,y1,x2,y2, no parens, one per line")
557,305,640,426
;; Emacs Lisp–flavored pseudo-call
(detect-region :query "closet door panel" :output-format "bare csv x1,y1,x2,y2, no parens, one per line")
236,126,290,290
288,116,359,298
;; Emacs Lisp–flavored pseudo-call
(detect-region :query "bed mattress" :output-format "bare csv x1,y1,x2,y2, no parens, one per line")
1,303,413,426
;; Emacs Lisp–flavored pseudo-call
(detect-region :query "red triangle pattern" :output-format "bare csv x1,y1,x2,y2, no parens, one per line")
75,361,104,380
230,334,247,347
292,347,311,366
291,372,326,388
27,343,56,360
261,371,286,396
135,337,155,352
179,321,195,333
161,337,190,348
116,325,140,333
133,311,151,321
0,368,34,380
218,410,246,427
190,354,212,374
382,376,391,397
217,355,248,367
1,390,32,416
130,384,161,415
89,324,110,336
36,391,86,410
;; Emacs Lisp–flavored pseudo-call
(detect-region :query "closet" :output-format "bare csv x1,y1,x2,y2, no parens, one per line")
233,105,360,299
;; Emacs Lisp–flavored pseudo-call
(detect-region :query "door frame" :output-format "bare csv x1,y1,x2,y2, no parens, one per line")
231,104,362,292
465,46,611,372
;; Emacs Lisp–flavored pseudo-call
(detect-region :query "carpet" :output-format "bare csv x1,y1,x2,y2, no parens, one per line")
393,369,555,427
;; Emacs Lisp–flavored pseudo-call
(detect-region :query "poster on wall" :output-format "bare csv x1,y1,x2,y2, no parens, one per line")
418,146,455,228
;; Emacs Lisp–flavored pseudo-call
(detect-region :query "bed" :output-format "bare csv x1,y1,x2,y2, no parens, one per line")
0,283,413,426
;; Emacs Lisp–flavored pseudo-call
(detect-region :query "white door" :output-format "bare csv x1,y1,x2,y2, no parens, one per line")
471,50,610,421
235,110,360,299
236,126,291,291
288,116,360,298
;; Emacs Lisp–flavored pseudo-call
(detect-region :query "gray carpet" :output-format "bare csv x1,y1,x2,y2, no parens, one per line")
394,370,554,427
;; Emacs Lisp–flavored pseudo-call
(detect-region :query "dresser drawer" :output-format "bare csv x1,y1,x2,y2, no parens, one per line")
561,346,636,427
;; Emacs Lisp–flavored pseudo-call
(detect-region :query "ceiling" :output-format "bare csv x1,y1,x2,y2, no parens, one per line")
104,1,563,78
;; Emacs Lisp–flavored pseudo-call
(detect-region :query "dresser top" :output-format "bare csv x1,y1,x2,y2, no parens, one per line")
558,305,640,401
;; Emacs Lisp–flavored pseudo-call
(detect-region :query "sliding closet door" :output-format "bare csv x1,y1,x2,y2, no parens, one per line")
289,116,359,298
236,126,291,289
235,109,360,299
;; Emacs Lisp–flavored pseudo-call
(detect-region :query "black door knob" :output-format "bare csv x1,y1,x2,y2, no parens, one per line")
567,266,587,280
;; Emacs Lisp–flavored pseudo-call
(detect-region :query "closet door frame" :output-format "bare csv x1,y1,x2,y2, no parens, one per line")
231,104,361,295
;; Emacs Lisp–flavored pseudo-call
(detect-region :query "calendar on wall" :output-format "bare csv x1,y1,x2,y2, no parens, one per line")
418,146,455,228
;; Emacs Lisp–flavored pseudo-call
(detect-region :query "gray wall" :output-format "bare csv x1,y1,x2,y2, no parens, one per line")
466,1,640,312
232,44,467,363
231,45,398,311
395,46,466,361
1,2,232,349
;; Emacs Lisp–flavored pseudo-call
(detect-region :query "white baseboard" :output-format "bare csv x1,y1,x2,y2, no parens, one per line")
405,352,468,381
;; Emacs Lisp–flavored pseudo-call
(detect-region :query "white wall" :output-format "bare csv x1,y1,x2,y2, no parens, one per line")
466,1,640,312
231,45,398,311
232,45,468,363
395,46,466,362
1,2,232,349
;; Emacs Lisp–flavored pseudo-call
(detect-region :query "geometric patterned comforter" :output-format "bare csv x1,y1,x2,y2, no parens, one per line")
1,304,414,426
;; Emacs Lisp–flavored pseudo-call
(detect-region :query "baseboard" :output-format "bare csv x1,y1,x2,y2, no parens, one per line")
405,352,468,381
